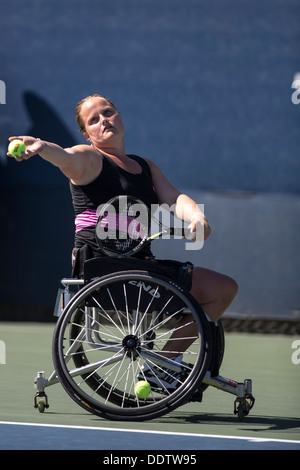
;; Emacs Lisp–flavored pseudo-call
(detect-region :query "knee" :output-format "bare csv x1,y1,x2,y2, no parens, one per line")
190,267,238,309
225,275,239,303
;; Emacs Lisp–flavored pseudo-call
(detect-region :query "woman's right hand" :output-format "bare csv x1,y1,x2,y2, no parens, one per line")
7,136,44,161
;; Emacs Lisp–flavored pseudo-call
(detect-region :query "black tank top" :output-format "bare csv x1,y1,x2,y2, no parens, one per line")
69,154,159,257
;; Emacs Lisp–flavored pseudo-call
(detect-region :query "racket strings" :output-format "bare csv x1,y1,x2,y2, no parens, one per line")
96,196,150,255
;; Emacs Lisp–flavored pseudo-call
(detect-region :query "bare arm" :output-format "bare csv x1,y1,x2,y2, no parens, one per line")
7,136,97,182
175,193,211,240
147,159,211,240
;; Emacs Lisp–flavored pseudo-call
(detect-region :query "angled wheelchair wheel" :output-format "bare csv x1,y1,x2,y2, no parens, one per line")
52,270,212,421
200,319,225,393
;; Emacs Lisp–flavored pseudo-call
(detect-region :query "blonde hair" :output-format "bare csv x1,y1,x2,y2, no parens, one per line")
75,94,118,133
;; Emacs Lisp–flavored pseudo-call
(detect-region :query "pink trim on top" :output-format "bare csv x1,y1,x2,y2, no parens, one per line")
75,209,98,233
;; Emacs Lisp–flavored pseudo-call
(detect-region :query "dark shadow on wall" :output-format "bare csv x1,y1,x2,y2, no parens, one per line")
0,92,78,320
23,91,77,148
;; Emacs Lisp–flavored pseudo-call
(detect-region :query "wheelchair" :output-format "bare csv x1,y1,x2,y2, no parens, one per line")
34,256,255,422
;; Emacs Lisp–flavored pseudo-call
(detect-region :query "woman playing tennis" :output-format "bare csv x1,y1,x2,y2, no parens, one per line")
8,94,238,389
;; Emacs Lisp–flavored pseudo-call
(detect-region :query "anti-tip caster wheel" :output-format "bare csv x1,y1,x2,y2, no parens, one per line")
34,392,49,413
37,398,46,413
237,402,246,421
234,394,255,421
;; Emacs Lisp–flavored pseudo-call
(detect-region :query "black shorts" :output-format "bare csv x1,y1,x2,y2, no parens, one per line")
72,244,194,291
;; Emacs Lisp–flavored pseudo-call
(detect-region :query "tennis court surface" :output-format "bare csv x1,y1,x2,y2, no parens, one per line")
0,322,299,450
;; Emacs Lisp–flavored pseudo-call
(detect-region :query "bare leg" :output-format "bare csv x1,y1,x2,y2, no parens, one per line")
190,267,238,323
162,267,238,358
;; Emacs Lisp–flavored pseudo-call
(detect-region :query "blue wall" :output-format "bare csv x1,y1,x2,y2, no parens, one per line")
0,0,299,320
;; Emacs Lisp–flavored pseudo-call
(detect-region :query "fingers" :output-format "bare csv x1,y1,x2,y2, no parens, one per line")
7,152,33,161
7,136,40,161
6,151,25,161
8,135,35,144
186,223,197,240
7,152,25,161
187,214,207,241
8,135,30,141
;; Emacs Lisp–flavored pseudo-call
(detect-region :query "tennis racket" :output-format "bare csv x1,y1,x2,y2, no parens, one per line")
95,195,185,257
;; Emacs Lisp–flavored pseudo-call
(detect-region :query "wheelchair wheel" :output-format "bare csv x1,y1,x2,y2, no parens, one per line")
52,270,212,421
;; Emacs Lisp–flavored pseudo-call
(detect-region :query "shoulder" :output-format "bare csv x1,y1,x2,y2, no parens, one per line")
139,158,181,205
132,156,159,172
66,145,104,185
142,158,164,178
65,144,99,158
129,155,153,174
132,156,167,182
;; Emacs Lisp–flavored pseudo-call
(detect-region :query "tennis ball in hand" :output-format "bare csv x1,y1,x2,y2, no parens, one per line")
8,139,26,157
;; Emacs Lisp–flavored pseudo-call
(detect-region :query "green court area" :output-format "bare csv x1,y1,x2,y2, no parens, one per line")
0,321,299,443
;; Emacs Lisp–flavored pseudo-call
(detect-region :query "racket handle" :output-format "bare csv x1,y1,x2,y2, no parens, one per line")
171,227,198,240
171,227,186,237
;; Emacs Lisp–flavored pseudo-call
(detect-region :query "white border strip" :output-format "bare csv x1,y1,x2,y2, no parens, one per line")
0,421,300,445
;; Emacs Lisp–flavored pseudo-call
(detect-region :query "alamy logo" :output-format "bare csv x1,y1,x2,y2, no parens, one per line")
0,80,6,104
96,199,205,252
291,74,300,105
291,339,300,365
0,340,6,364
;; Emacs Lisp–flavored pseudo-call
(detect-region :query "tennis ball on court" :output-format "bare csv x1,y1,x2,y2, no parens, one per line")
134,380,151,398
8,139,26,157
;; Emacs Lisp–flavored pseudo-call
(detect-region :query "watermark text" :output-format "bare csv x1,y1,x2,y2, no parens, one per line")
0,340,6,364
291,73,300,105
0,80,6,104
96,200,206,252
291,339,300,365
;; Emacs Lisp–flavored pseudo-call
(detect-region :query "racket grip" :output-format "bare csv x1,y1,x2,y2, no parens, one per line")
172,227,186,237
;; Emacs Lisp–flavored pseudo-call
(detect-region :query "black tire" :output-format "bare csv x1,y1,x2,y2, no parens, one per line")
52,270,212,421
200,319,225,393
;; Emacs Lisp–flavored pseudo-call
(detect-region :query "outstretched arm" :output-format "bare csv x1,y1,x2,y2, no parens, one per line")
7,136,96,182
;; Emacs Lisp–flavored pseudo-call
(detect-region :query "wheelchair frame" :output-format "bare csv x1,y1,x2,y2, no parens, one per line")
34,271,255,422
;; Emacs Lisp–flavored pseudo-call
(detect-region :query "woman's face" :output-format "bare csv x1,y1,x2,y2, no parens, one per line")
80,97,124,150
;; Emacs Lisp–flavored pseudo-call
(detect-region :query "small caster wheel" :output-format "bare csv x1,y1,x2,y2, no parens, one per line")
34,391,49,413
37,398,46,413
189,388,203,403
237,403,245,421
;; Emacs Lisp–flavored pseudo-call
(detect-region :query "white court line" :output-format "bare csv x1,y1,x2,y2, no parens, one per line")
1,421,300,445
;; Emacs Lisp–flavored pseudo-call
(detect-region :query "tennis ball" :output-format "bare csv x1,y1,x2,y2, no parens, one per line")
8,139,26,157
134,380,151,398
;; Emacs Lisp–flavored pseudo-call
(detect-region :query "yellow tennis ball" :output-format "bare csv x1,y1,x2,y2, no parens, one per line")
134,380,151,398
8,139,26,157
